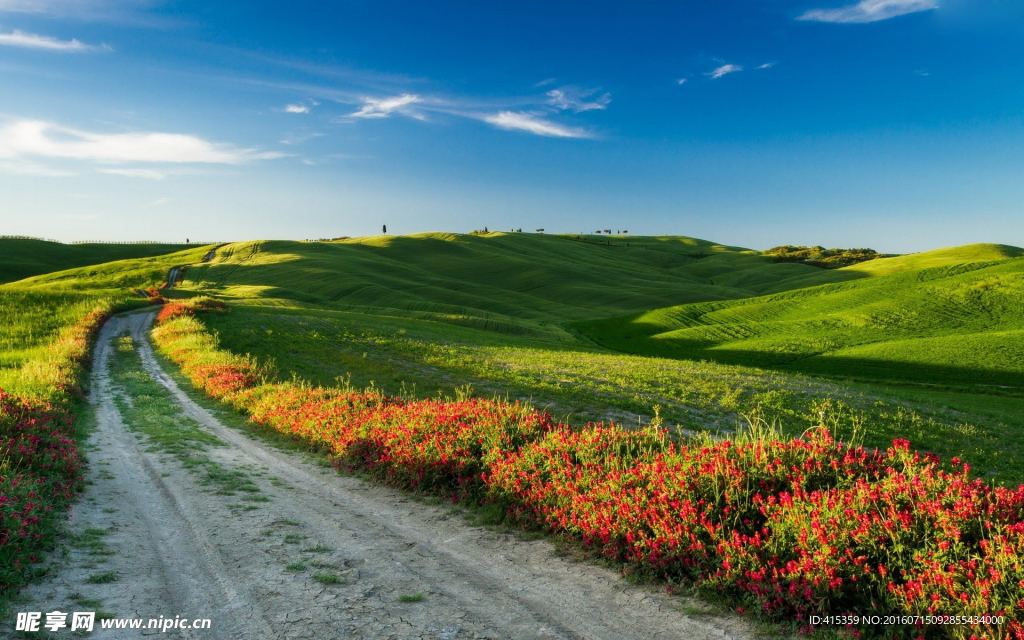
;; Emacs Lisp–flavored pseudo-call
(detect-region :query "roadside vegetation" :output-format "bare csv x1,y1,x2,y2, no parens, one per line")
0,243,214,599
199,304,1024,485
153,298,1024,639
0,308,108,595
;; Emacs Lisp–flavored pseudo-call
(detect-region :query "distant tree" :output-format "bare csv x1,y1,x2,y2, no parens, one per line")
766,245,887,269
383,225,387,234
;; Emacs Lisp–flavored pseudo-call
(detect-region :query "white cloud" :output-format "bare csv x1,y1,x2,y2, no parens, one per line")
0,119,285,164
0,29,103,51
707,64,743,79
483,112,591,139
349,94,421,119
677,78,687,85
546,88,610,112
98,167,166,179
798,0,936,23
284,104,310,114
757,62,775,69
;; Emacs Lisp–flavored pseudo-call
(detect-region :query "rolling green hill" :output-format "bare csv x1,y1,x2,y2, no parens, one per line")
177,233,859,341
0,237,194,284
574,243,1024,390
3,232,1023,482
0,244,215,393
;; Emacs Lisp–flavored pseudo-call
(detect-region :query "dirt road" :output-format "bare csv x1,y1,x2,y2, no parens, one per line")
8,312,750,639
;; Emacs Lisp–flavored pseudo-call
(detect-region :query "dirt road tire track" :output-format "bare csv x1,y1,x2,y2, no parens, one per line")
8,313,751,640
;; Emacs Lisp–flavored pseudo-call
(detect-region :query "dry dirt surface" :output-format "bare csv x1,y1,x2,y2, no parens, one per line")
6,312,752,640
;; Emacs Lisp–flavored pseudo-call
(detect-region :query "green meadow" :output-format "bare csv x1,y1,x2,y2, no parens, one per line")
2,233,1023,483
0,237,193,285
573,243,1024,389
0,242,216,394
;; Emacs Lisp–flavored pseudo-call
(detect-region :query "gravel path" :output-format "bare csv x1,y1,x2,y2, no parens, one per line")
7,313,751,640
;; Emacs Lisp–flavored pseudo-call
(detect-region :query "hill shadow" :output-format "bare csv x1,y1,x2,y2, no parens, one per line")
576,330,1024,394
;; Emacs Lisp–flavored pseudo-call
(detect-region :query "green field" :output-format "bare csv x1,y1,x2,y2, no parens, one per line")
0,237,195,285
0,243,215,395
177,234,861,340
574,243,1024,389
2,233,1023,483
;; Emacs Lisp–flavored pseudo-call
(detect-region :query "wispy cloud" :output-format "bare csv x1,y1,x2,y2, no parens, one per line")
284,103,310,114
349,94,422,119
677,78,688,85
757,62,775,69
0,29,105,51
483,112,591,139
546,87,610,112
707,64,743,79
0,119,285,165
798,0,936,23
98,167,167,179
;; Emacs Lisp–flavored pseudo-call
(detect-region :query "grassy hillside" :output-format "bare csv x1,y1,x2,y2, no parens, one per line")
0,238,195,284
574,243,1024,390
0,245,214,393
177,233,858,340
197,299,1024,484
3,232,1022,483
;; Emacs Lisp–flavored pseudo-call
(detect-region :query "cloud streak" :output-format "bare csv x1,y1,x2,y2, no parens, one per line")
483,112,591,139
98,167,168,179
0,29,104,51
798,0,937,23
0,119,285,165
546,88,610,112
707,64,743,79
349,94,422,119
284,104,309,114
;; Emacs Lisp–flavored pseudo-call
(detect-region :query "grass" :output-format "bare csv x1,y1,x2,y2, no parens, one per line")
313,572,344,585
175,234,862,341
574,244,1024,391
5,231,1024,627
0,238,198,285
397,592,424,602
199,302,1024,484
301,544,332,553
0,243,214,393
84,571,118,584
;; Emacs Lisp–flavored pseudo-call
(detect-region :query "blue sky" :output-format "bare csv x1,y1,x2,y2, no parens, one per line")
1,0,1022,252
